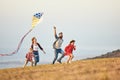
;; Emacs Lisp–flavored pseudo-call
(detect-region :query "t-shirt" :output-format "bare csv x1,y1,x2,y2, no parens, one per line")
55,38,63,49
33,45,39,51
31,43,43,51
54,34,63,49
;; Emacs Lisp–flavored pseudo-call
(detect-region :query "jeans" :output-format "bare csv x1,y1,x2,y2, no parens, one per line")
52,49,64,64
33,51,39,66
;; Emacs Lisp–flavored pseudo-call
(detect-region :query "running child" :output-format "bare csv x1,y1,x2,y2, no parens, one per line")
23,48,34,67
64,40,76,63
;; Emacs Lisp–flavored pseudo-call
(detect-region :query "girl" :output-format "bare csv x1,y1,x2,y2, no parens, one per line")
64,40,76,63
31,37,46,66
23,48,34,67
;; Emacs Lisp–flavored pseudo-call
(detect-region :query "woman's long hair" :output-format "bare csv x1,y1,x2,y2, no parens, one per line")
32,37,36,45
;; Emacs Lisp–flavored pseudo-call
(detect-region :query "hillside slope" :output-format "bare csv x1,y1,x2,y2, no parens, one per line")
0,58,120,80
88,49,120,59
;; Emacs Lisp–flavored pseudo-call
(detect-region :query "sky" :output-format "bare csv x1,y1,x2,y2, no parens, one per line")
0,0,120,62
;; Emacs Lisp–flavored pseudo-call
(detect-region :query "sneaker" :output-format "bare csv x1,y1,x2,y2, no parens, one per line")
52,61,55,64
57,60,62,64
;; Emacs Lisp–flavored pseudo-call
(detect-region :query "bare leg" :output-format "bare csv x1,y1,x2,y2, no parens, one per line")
67,55,71,64
69,54,74,63
31,61,33,67
23,60,28,68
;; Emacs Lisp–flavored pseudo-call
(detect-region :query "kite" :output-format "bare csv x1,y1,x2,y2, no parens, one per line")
0,12,43,56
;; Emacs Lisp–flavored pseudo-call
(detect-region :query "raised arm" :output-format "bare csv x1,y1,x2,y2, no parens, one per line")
54,26,58,39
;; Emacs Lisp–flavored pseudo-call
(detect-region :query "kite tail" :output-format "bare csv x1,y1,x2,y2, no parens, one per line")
0,29,33,56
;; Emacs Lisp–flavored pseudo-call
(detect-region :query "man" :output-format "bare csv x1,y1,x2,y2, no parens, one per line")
52,26,64,64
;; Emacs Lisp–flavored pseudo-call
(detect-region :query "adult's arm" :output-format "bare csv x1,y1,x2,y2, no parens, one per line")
54,26,58,39
37,43,43,50
37,43,46,54
31,44,33,49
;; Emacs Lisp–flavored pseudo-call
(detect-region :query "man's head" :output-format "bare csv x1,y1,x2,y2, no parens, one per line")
59,32,63,39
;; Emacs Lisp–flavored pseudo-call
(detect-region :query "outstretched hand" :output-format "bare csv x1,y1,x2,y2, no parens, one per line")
43,50,46,54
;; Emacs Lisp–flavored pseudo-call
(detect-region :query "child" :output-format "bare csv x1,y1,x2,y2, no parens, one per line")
64,40,76,63
23,48,34,68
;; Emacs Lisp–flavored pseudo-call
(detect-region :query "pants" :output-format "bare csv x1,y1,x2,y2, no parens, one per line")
52,49,64,64
33,51,39,66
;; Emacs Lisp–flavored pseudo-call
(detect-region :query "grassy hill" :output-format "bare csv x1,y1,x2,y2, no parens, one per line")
0,58,120,80
87,49,120,59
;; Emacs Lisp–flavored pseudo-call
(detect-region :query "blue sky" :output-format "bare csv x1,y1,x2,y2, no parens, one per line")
0,0,120,61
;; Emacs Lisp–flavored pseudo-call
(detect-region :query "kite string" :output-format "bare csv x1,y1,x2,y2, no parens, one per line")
0,29,33,56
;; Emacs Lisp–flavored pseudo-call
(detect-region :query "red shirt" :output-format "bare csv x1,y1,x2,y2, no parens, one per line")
26,52,34,61
64,44,76,55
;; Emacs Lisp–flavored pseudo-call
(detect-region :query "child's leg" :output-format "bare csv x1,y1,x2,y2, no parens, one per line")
69,54,74,63
23,60,28,68
67,55,71,63
71,54,74,60
31,61,34,67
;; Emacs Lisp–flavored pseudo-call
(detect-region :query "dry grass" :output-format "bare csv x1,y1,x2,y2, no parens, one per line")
0,58,120,80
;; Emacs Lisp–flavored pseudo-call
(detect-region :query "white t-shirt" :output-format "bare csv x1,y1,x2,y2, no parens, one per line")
33,45,39,51
55,39,63,49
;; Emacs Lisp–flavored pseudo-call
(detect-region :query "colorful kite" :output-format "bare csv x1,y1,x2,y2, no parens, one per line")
0,12,43,56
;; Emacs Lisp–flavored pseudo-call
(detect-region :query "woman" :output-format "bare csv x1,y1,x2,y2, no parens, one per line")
31,37,46,66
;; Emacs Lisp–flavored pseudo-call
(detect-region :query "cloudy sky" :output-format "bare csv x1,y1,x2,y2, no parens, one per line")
0,0,120,61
